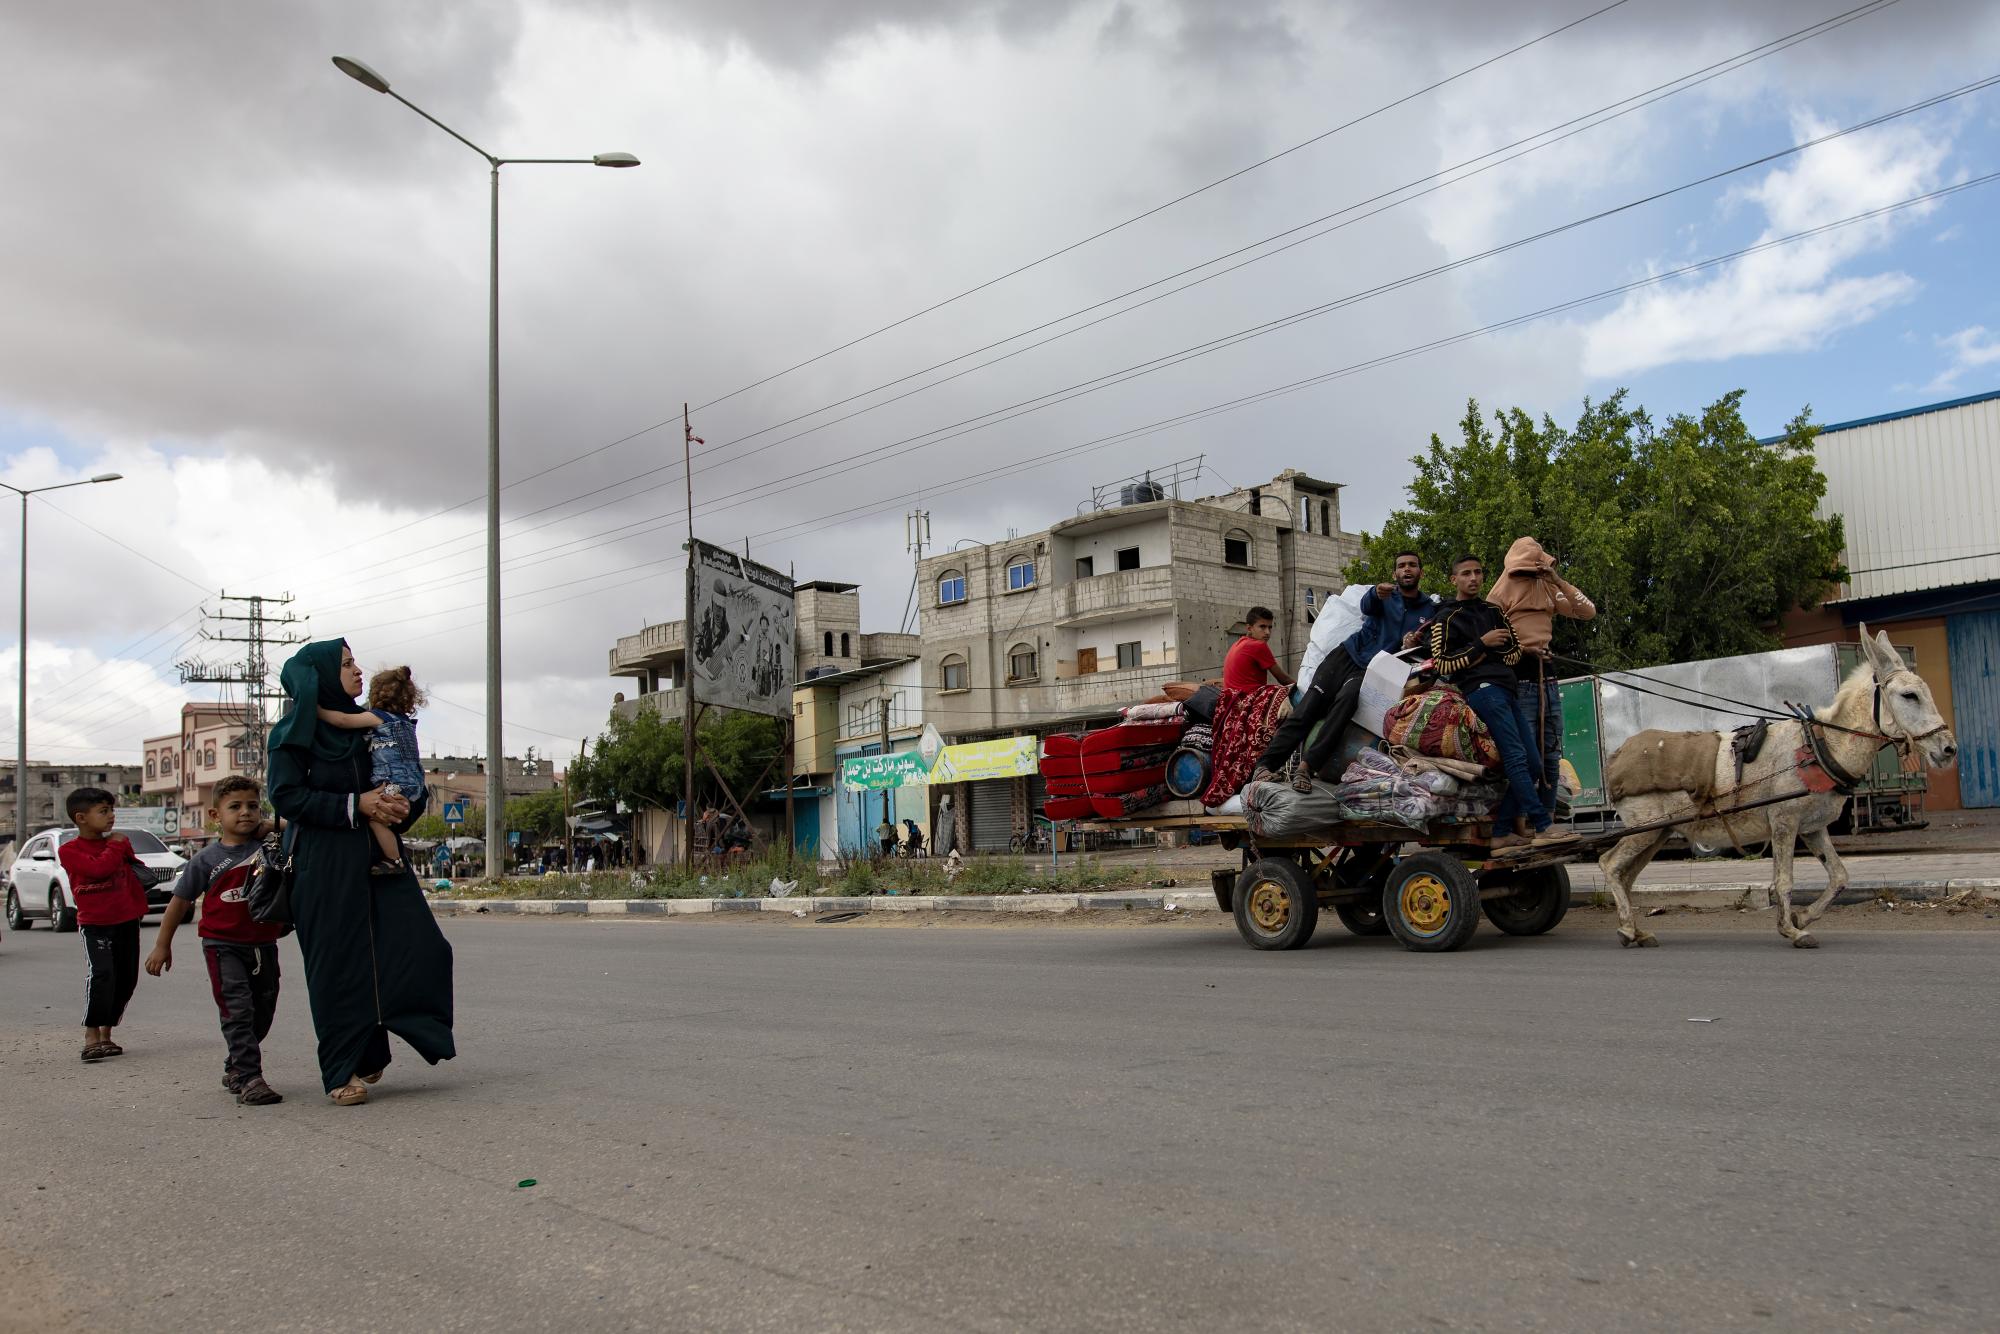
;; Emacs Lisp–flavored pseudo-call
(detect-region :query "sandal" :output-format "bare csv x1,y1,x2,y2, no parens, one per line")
236,1077,284,1106
81,1043,113,1063
222,1070,242,1095
360,1070,385,1085
329,1081,368,1106
99,1040,124,1057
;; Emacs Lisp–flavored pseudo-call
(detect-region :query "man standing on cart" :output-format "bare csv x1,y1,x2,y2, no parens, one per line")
1428,555,1579,853
1485,537,1595,839
1252,551,1437,790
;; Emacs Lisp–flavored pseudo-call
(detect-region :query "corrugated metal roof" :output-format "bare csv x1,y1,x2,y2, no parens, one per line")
1812,391,2000,602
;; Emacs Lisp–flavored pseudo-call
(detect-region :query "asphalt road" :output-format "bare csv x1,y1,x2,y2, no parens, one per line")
2,912,1996,1333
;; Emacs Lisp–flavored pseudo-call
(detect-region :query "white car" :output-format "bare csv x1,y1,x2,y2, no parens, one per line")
5,827,185,932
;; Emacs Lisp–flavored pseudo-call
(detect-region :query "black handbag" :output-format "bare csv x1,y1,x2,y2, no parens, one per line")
244,829,296,933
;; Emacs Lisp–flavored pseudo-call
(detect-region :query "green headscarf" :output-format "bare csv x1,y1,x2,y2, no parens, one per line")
267,638,369,762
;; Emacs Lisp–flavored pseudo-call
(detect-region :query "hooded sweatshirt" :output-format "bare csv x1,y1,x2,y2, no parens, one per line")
1486,537,1595,678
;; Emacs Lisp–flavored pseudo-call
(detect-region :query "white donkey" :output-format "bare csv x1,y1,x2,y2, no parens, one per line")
1598,627,1957,948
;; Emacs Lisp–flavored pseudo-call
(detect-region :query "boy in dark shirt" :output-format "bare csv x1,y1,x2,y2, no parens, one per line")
57,787,153,1062
1428,556,1579,852
144,776,286,1105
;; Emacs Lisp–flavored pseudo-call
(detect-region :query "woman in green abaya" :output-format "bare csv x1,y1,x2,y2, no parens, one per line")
267,639,454,1105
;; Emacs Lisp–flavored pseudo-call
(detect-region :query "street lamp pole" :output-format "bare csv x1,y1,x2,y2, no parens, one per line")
332,57,638,876
4,473,123,850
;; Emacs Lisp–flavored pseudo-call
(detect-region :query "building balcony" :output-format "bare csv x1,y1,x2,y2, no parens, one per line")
1053,566,1175,627
1043,661,1178,717
609,620,684,676
613,688,687,724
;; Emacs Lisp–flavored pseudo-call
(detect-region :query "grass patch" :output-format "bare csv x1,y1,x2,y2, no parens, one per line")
434,850,1172,900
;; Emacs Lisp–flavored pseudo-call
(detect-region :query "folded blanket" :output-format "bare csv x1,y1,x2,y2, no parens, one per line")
1200,684,1292,808
1383,686,1501,769
1120,701,1187,723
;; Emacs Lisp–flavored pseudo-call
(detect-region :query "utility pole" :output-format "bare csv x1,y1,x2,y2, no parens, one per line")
878,693,892,844
177,593,307,779
682,403,702,874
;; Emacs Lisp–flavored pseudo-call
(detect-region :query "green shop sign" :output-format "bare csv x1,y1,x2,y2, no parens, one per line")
840,751,931,791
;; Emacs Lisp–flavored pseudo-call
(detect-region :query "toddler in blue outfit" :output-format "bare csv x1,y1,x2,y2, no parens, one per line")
319,665,428,871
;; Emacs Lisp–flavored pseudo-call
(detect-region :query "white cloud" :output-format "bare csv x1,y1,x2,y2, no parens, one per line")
1578,111,1953,378
1924,325,2000,393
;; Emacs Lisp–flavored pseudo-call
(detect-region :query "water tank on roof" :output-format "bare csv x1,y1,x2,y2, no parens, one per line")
1120,478,1166,506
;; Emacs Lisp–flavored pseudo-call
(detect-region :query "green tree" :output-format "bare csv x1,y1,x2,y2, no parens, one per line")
1346,390,1846,668
504,788,569,844
409,802,480,843
569,705,787,813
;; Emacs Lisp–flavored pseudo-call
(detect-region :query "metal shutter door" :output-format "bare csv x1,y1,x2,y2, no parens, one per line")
1948,610,2000,807
970,779,1014,850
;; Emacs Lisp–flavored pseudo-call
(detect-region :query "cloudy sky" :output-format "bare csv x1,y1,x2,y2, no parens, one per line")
4,0,1997,768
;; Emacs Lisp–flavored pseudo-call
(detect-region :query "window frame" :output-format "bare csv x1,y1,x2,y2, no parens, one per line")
1223,528,1252,568
1005,555,1037,593
937,570,968,606
1115,547,1141,572
840,632,850,657
1006,643,1039,684
940,654,970,692
1115,641,1143,671
1074,555,1094,579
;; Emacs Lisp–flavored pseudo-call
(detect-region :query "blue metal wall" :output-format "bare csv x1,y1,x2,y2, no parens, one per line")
1947,609,2000,807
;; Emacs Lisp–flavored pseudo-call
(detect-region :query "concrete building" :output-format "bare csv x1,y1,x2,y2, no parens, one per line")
791,657,928,860
142,703,258,839
1,762,145,848
914,466,1363,849
1782,389,2000,809
420,753,561,813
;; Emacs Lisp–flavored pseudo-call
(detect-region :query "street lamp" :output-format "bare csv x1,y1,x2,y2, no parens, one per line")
4,472,123,849
333,55,638,873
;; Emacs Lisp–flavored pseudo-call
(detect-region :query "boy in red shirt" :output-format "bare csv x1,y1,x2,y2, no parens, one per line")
1222,606,1296,694
145,777,285,1105
57,787,152,1062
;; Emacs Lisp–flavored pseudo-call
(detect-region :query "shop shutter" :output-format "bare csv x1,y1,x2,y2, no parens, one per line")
970,779,1014,851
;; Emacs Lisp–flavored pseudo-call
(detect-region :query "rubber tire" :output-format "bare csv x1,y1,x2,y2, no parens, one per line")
1332,899,1389,936
4,886,28,930
51,886,78,933
1382,851,1481,953
1480,864,1572,936
1232,857,1319,951
1210,867,1238,913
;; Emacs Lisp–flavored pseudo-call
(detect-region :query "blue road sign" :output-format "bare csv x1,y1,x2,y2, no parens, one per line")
443,801,467,828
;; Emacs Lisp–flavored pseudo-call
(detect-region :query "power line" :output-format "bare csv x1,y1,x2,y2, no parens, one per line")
265,0,1641,588
307,170,2000,649
303,64,2000,618
282,0,1893,612
685,0,1643,416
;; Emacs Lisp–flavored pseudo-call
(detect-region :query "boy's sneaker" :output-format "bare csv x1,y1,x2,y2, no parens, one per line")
235,1077,283,1106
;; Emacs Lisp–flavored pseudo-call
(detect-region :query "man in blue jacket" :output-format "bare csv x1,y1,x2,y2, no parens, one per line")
1250,551,1439,790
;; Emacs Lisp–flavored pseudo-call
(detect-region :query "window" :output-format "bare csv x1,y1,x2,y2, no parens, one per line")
204,745,216,769
938,570,967,605
1115,547,1140,572
1116,641,1143,670
824,631,834,656
940,654,969,691
1299,496,1313,534
1007,644,1038,683
233,747,253,768
1005,555,1036,592
1320,500,1331,536
1075,556,1094,579
146,757,156,779
845,702,873,738
840,633,850,657
1223,529,1252,568
1305,588,1318,623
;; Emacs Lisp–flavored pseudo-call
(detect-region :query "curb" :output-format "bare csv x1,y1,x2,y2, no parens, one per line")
429,878,2000,919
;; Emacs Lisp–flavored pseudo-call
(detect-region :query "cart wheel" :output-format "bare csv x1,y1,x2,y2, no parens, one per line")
1383,852,1480,952
1232,858,1319,951
1480,864,1572,936
1332,900,1389,936
1210,867,1238,913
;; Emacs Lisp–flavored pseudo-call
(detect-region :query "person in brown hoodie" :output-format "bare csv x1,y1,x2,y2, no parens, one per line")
1487,537,1596,835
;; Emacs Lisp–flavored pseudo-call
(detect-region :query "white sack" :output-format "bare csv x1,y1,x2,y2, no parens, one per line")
1295,584,1368,687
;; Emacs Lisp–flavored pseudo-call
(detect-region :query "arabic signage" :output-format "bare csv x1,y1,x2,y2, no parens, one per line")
840,751,930,791
690,539,795,719
929,735,1039,784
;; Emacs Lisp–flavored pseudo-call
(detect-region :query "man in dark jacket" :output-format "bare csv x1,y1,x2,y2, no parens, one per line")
1428,555,1579,852
1252,551,1438,790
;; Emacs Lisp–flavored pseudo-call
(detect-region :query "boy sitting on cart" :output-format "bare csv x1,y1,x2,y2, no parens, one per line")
1427,555,1580,854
